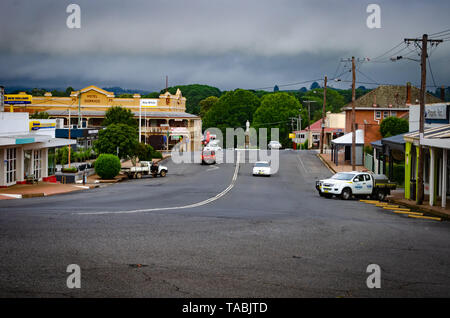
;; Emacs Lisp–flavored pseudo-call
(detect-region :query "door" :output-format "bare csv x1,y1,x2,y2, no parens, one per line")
6,148,17,185
352,174,366,194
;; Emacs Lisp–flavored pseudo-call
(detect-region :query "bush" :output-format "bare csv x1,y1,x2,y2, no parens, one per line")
151,149,163,159
94,154,121,179
135,143,154,161
364,145,373,155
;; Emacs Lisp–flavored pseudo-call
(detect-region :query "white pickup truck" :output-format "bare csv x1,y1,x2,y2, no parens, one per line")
316,171,396,201
122,161,168,179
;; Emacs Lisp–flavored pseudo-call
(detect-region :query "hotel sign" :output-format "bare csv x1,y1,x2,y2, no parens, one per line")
5,94,32,104
425,104,447,120
140,99,158,107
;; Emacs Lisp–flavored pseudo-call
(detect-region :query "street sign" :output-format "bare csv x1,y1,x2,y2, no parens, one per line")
289,133,296,139
5,94,32,104
140,99,158,108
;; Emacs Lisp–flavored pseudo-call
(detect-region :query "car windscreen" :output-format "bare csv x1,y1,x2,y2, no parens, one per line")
331,173,354,180
255,162,270,167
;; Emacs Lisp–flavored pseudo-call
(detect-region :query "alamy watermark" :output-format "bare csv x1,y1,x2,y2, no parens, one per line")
366,4,381,29
66,264,81,289
366,264,381,289
171,127,281,174
66,4,81,29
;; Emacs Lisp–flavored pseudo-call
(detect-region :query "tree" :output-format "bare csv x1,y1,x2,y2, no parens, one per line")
310,82,320,90
135,143,154,161
118,93,133,98
198,96,219,117
252,92,301,147
94,123,139,159
162,84,221,114
274,85,280,92
102,106,137,127
30,111,50,119
380,117,409,138
202,89,260,134
65,87,74,96
95,154,121,179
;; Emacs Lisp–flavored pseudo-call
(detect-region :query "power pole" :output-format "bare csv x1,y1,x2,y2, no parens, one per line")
302,100,317,128
404,34,443,205
351,56,356,171
320,76,327,154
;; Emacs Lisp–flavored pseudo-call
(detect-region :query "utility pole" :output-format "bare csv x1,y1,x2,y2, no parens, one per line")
302,100,317,128
68,108,71,168
78,91,82,128
404,34,443,204
320,76,327,154
351,56,356,171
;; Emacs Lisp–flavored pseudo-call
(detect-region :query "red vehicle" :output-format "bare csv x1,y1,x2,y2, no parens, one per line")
201,149,216,165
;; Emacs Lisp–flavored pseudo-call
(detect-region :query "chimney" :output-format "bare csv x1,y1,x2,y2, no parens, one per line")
441,85,445,101
373,93,377,107
406,82,411,104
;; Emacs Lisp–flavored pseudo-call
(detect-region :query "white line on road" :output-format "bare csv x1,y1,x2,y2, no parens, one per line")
75,153,241,215
206,165,219,172
296,154,308,175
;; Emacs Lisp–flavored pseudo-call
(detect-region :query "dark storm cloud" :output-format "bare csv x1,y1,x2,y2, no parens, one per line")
0,0,449,91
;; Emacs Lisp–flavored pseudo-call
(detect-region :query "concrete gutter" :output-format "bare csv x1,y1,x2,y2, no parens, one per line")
317,153,336,174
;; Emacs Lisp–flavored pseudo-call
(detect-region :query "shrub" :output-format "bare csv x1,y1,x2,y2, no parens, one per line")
94,154,121,179
151,149,163,159
135,143,154,161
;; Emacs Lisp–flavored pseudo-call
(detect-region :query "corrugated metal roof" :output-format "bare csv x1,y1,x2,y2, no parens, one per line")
404,124,450,140
45,109,199,118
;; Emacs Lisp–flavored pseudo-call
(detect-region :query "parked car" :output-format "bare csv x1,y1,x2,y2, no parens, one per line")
122,161,168,179
316,171,396,200
268,141,282,149
253,161,271,176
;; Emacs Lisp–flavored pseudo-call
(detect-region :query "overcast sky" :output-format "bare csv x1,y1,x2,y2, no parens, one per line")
1,0,449,92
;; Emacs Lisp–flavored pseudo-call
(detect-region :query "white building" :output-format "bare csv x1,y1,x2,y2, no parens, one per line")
0,112,75,187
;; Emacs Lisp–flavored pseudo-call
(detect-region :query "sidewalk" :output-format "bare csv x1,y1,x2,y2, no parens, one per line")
388,190,450,220
318,153,366,173
0,182,97,200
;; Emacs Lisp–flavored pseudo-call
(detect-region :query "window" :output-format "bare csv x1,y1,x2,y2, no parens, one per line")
313,134,319,141
300,134,305,139
391,111,397,117
354,175,365,182
6,148,17,184
383,111,389,119
375,111,381,119
33,149,42,180
364,174,371,181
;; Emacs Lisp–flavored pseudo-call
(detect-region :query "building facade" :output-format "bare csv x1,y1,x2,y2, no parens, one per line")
11,85,202,152
0,112,75,187
343,84,442,145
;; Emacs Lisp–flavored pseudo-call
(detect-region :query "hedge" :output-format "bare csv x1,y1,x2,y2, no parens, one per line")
94,154,121,179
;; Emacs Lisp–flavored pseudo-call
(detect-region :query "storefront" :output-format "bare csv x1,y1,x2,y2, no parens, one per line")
0,112,75,187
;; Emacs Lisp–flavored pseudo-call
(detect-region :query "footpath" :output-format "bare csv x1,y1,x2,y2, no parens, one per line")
317,152,450,220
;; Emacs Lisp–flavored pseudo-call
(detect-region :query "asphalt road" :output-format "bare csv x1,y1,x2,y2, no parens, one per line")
1,150,450,297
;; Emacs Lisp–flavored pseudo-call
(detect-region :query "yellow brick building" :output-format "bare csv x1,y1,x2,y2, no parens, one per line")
12,85,202,151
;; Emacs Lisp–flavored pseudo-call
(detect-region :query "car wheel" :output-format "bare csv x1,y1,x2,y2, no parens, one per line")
160,170,167,177
377,190,386,201
341,188,352,200
136,173,142,179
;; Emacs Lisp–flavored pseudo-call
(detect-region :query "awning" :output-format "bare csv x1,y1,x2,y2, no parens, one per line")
331,129,364,145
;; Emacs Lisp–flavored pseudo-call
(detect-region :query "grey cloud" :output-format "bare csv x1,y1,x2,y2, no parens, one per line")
0,0,449,91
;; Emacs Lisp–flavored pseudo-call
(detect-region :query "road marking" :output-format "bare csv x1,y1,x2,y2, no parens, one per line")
296,154,308,175
75,153,241,215
408,215,442,221
393,211,423,216
206,165,219,172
